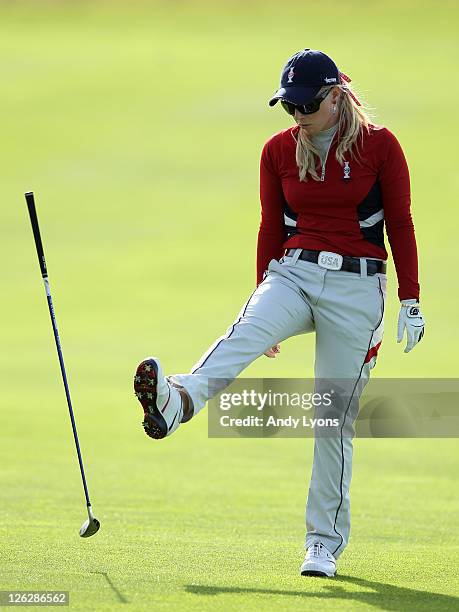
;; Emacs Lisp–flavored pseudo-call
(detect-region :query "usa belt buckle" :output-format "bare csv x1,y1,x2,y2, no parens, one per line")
318,251,343,270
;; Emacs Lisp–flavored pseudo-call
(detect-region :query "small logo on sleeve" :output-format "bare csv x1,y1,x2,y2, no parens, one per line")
343,161,351,180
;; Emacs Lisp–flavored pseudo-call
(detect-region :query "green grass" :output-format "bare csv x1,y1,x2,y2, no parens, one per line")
1,1,459,610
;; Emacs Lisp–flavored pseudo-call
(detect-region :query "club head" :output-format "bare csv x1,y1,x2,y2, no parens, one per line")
79,505,100,538
79,516,100,538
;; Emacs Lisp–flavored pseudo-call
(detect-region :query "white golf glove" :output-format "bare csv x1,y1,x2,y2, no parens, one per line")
397,299,425,353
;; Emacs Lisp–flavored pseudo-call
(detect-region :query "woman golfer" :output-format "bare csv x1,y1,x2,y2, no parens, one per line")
134,49,425,577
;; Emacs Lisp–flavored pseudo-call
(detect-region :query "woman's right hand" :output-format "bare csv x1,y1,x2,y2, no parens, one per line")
264,343,281,358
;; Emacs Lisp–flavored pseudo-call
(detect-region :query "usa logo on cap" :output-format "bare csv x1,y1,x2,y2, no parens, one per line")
287,67,295,83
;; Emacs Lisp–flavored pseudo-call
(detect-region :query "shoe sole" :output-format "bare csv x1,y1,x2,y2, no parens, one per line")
134,358,168,440
301,570,336,578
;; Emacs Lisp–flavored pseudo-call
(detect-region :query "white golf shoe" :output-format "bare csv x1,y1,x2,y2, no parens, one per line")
134,357,184,439
300,542,337,577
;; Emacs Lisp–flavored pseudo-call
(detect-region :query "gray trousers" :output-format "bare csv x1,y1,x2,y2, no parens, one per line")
172,249,386,558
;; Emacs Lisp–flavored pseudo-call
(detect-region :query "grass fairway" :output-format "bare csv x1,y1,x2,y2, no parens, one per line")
1,1,459,610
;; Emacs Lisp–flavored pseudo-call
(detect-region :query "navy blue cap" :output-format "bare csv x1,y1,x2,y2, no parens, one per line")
269,49,340,106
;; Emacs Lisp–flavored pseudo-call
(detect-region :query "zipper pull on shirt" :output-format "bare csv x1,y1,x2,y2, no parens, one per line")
312,122,339,182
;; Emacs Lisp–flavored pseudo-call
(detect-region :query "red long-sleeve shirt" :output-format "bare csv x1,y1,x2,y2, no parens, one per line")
257,123,420,301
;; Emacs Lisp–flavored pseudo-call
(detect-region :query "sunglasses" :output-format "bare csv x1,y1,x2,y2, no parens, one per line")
281,89,332,116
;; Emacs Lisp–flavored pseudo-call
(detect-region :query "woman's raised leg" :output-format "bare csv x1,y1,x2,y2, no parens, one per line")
134,258,315,439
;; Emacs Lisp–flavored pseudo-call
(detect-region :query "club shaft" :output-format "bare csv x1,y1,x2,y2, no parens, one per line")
25,191,92,509
45,289,92,507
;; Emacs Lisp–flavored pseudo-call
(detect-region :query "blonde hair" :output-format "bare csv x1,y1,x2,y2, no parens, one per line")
295,83,374,182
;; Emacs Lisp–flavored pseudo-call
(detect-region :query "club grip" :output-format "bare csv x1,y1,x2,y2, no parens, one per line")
25,191,48,277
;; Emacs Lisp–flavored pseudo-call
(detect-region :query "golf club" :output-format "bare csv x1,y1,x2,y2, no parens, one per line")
25,191,100,538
